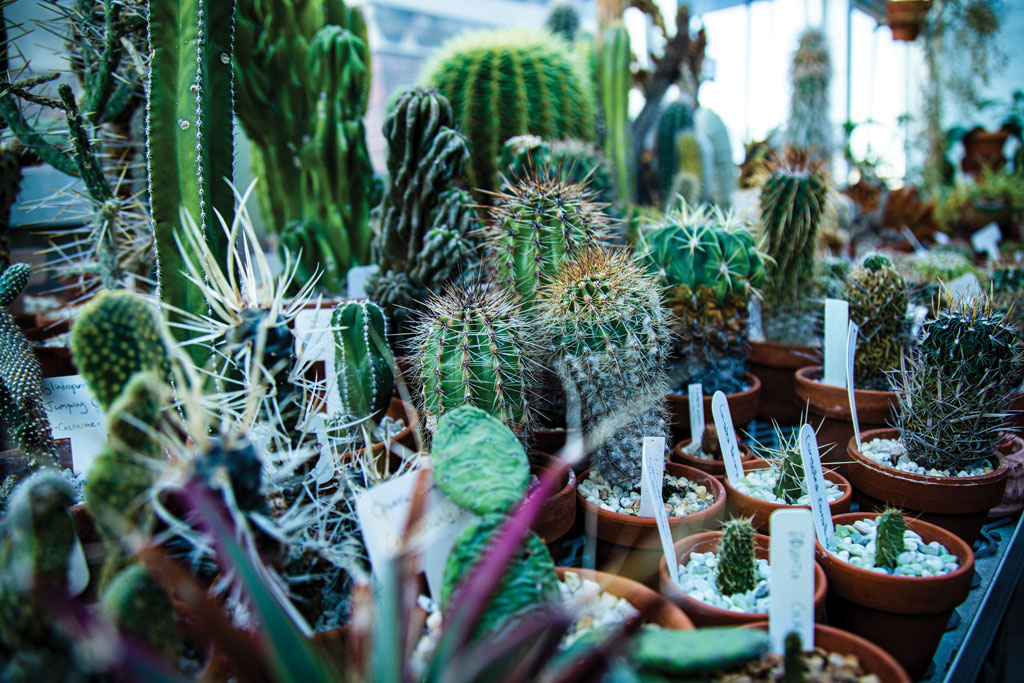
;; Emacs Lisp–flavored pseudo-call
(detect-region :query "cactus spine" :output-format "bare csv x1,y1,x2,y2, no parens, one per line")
773,450,805,505
599,22,633,202
331,300,395,422
844,255,909,390
875,508,906,569
716,517,757,596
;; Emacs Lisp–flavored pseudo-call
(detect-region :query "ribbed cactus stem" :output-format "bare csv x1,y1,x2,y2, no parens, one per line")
716,518,757,596
656,100,693,203
773,451,804,505
875,508,906,569
783,632,807,683
600,22,633,202
332,300,395,422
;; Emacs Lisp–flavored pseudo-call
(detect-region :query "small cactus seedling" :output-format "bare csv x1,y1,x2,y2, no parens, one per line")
331,300,395,422
875,508,906,569
783,631,808,683
773,450,805,505
700,423,721,459
716,517,758,596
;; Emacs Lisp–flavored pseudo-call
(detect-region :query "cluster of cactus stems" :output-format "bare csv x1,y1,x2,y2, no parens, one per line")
773,449,805,505
875,508,906,569
716,517,757,596
599,22,633,202
786,29,833,161
331,300,395,423
844,254,909,390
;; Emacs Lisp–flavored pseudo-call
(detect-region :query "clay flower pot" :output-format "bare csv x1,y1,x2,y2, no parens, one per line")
794,365,898,476
846,427,1009,544
666,372,761,443
990,433,1024,518
529,453,578,545
721,460,852,534
669,438,760,480
576,463,727,586
556,566,693,630
960,127,1011,177
742,622,912,683
815,512,974,679
886,0,932,41
658,531,827,627
748,341,821,425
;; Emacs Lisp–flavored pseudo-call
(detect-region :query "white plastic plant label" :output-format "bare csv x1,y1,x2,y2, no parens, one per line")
797,425,835,548
41,375,105,472
769,508,815,654
355,468,471,599
971,223,1001,261
822,299,849,388
711,391,744,485
67,534,89,598
310,415,337,486
346,264,379,299
639,436,679,585
688,383,704,439
845,322,861,450
292,306,341,415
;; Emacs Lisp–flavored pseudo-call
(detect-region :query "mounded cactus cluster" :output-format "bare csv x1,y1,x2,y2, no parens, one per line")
844,254,909,390
716,517,757,596
331,300,395,423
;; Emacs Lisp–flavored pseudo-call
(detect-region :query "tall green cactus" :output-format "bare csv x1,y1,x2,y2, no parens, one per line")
786,29,832,162
875,508,906,569
599,22,633,203
656,100,694,203
0,148,21,269
716,517,757,596
412,284,534,434
331,300,395,422
147,0,234,351
424,29,596,199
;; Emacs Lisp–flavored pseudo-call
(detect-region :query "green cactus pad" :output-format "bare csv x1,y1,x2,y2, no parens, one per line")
432,406,529,515
875,509,906,569
627,627,770,676
332,300,395,422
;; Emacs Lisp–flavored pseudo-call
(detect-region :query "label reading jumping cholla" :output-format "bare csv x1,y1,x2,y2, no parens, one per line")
41,375,105,473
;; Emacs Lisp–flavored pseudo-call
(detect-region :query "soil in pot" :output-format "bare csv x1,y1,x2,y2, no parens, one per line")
670,424,760,480
666,372,761,443
846,428,1009,544
815,512,974,679
722,461,852,534
748,341,821,425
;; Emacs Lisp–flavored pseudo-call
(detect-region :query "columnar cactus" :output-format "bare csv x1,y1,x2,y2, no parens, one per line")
783,632,808,683
331,300,395,422
599,22,633,202
538,248,670,489
875,508,906,569
498,135,551,187
786,29,833,161
844,255,909,390
412,284,534,433
716,518,757,596
656,100,694,203
424,29,596,198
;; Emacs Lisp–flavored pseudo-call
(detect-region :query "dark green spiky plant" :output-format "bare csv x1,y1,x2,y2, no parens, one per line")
716,517,757,596
498,135,551,187
0,264,58,469
786,28,832,161
498,136,614,203
424,29,596,199
990,264,1024,333
875,508,906,569
331,300,395,423
546,3,580,42
773,449,805,505
783,632,807,683
538,248,670,489
844,254,909,390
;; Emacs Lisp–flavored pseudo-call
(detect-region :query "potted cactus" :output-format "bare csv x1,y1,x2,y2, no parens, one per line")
636,204,768,440
670,423,760,480
846,293,1021,543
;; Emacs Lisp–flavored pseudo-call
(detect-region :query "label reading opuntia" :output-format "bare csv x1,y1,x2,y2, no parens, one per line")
769,508,815,654
797,425,835,548
712,392,744,485
688,383,704,439
41,375,105,473
640,436,679,585
845,322,862,450
823,299,849,388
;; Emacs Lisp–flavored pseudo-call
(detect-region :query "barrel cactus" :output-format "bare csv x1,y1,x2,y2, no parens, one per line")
716,517,757,596
875,508,906,569
331,300,395,422
844,254,909,390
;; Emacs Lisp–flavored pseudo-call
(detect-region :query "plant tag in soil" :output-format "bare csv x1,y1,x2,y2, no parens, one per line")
797,425,835,548
347,264,379,299
712,392,744,484
356,467,472,599
292,305,342,417
41,375,105,473
688,383,704,438
845,321,861,450
769,508,815,653
640,436,679,585
822,298,849,387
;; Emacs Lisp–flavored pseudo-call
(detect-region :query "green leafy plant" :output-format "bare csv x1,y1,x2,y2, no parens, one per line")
716,517,757,596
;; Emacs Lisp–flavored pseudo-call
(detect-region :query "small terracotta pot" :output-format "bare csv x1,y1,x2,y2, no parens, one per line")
794,366,898,476
669,438,760,480
721,460,853,534
990,433,1024,518
748,341,821,425
886,0,931,41
576,463,726,585
529,454,578,545
658,531,827,627
327,398,420,477
815,512,973,679
846,428,1009,544
742,622,912,683
555,566,693,630
666,372,761,443
961,127,1010,177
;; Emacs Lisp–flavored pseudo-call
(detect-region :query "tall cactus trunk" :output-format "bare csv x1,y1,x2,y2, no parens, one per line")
147,0,234,357
599,23,633,204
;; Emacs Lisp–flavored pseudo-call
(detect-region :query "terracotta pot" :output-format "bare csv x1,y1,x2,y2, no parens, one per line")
721,460,853,534
794,366,898,476
748,341,821,425
990,433,1024,518
658,531,827,627
320,398,420,477
529,454,578,545
886,0,931,41
815,512,974,678
669,438,760,481
1007,390,1024,435
666,372,761,443
393,354,418,393
961,127,1010,177
846,428,1009,544
576,463,726,585
555,566,693,630
742,621,912,683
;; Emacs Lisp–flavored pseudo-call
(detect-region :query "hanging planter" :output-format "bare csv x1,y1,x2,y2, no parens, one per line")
960,126,1011,176
886,0,933,42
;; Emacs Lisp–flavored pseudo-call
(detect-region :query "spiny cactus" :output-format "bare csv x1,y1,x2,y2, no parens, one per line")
786,29,833,161
0,264,58,468
498,135,551,187
783,632,808,683
100,563,178,657
69,290,169,411
331,300,395,423
773,450,805,505
844,254,909,390
875,508,906,569
716,517,757,596
546,2,580,42
412,284,535,433
483,174,611,309
599,22,633,202
499,136,614,203
656,100,694,203
424,29,596,198
538,248,670,489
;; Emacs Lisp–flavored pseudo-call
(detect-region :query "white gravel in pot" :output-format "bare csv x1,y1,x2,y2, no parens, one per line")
559,570,641,646
578,470,716,517
731,467,843,505
673,551,772,613
860,437,992,478
828,517,959,577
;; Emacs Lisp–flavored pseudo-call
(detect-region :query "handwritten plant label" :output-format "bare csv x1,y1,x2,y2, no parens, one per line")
822,299,849,388
639,436,679,585
769,508,815,653
688,383,704,439
355,468,472,598
797,425,835,548
845,321,861,450
711,391,744,485
41,375,105,472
